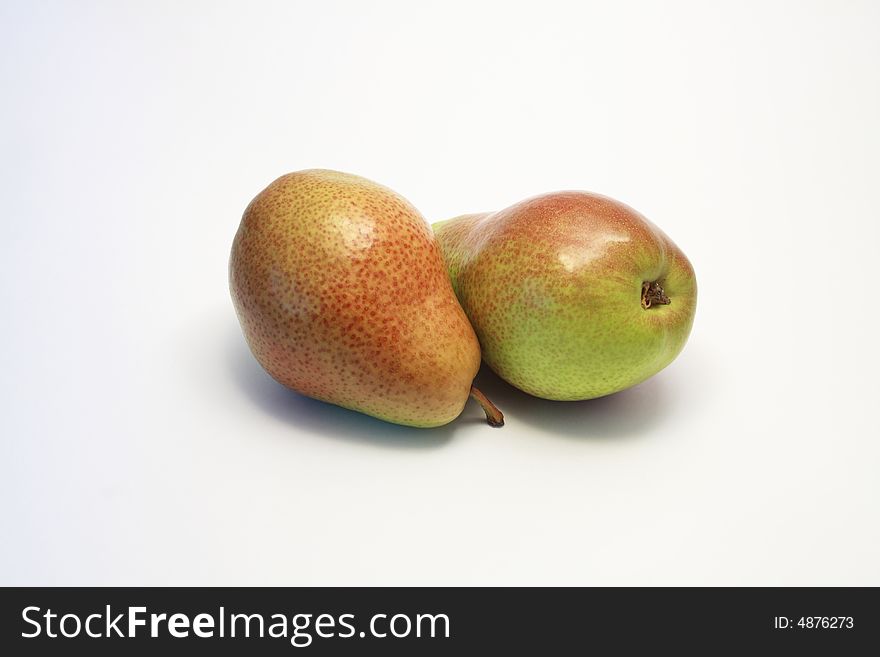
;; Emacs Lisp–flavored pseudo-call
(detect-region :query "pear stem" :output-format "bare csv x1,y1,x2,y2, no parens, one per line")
470,385,504,427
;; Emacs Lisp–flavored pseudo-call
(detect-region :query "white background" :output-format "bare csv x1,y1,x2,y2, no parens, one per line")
2,0,879,585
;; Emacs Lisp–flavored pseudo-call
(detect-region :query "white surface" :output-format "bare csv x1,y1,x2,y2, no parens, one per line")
2,0,879,585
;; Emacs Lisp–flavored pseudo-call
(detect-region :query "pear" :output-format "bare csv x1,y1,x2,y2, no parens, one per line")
433,192,696,401
230,170,503,427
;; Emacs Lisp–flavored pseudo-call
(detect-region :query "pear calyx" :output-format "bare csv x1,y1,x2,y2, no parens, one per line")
641,281,671,309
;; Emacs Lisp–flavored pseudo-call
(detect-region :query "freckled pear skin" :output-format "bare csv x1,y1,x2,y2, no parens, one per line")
433,192,697,401
230,169,496,428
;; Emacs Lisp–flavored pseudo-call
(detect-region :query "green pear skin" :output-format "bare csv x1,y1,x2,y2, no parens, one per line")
230,170,503,427
433,192,697,401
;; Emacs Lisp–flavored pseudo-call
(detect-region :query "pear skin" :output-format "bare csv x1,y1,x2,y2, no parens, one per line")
230,170,502,427
433,192,697,401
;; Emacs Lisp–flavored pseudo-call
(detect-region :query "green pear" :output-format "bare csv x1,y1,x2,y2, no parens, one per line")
433,192,697,401
230,169,503,427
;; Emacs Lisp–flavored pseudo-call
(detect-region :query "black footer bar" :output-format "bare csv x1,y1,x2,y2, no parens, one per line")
1,587,876,654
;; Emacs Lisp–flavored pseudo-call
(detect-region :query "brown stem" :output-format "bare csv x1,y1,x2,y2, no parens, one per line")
470,385,504,427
